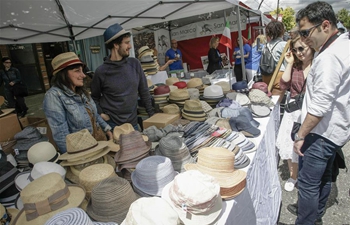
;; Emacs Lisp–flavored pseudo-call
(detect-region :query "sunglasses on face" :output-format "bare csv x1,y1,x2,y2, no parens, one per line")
4,61,11,64
291,46,308,54
298,23,322,38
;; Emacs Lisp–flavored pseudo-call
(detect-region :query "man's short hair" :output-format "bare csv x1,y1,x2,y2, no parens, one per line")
296,1,337,28
106,33,131,49
265,21,285,40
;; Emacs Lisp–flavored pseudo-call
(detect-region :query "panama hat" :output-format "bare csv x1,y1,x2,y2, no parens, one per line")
202,85,224,99
44,207,117,225
161,170,222,225
184,147,246,199
0,96,15,117
27,142,60,166
181,99,207,120
113,123,148,144
121,197,180,225
137,46,150,56
215,81,230,94
11,173,85,225
162,104,180,114
104,23,130,44
131,156,177,197
173,81,187,89
187,78,205,89
87,176,139,224
166,77,179,86
78,164,116,199
154,85,170,97
15,162,66,191
51,52,83,76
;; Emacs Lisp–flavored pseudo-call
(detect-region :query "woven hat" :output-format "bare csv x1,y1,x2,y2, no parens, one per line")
121,197,180,225
113,123,148,144
202,85,224,99
154,85,170,96
168,89,190,101
252,82,272,97
13,126,49,151
87,176,139,224
131,156,177,197
104,23,130,44
173,81,187,89
137,46,150,56
44,207,117,225
51,52,83,76
166,77,179,86
0,96,15,117
11,173,85,225
184,147,246,199
187,78,204,89
27,142,60,166
78,164,116,199
15,162,66,191
226,92,251,106
58,129,109,162
187,88,200,100
155,135,194,173
168,85,178,92
215,81,230,93
161,170,222,225
248,89,274,107
162,104,180,114
232,81,249,93
200,100,213,113
181,100,206,122
114,131,151,165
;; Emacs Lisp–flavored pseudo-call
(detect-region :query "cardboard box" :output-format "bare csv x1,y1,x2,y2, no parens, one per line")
19,116,58,150
143,113,180,129
0,113,22,142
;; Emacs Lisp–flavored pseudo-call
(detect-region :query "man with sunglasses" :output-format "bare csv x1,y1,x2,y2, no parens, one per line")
292,2,350,224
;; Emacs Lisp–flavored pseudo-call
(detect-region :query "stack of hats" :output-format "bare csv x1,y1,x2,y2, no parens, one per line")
113,123,149,144
232,81,249,93
201,85,225,108
181,99,207,122
248,89,274,117
87,176,139,224
187,78,206,96
226,92,251,106
172,81,187,89
215,81,231,94
114,131,151,179
131,156,177,197
155,135,194,173
11,173,85,225
161,170,222,225
185,147,247,200
252,82,272,97
167,89,190,108
147,79,156,95
13,126,49,168
232,143,251,169
137,46,159,75
153,85,170,109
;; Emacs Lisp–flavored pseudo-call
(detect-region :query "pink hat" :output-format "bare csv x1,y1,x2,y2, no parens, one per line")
173,81,187,89
252,82,272,97
154,85,170,96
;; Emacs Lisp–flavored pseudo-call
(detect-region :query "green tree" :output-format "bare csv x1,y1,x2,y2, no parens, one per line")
270,7,296,31
336,8,350,29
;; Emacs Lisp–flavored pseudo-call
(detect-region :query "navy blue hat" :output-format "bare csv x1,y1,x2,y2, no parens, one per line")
232,81,248,93
104,23,130,44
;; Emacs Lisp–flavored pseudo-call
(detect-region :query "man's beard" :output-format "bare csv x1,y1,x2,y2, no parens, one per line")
118,48,129,58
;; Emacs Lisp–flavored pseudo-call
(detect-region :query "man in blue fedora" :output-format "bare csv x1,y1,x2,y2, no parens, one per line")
91,23,154,131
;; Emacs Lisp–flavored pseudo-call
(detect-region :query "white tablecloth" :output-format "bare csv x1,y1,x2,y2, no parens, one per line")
147,71,168,84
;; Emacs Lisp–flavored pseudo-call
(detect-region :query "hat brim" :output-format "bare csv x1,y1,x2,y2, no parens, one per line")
107,140,120,153
53,61,83,76
11,184,85,225
14,171,31,191
58,141,109,161
161,181,222,225
0,108,15,118
60,146,110,166
105,30,130,44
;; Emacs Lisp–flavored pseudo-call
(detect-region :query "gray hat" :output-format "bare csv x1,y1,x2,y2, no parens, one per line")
142,126,165,142
13,126,48,151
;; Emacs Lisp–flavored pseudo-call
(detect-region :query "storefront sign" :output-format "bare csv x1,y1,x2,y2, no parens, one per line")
89,45,100,54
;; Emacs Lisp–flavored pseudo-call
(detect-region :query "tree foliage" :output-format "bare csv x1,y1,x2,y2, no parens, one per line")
270,7,296,31
336,8,350,29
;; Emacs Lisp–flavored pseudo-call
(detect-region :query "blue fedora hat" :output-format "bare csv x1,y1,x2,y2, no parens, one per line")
232,81,248,93
104,23,130,44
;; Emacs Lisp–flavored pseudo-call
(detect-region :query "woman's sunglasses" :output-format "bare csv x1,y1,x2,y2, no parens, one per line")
298,23,322,38
291,46,308,54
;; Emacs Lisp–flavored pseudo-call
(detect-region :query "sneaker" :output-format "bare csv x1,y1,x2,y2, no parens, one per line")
284,178,297,192
287,202,298,216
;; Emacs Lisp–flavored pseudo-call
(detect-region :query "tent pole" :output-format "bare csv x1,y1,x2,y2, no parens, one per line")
236,5,247,81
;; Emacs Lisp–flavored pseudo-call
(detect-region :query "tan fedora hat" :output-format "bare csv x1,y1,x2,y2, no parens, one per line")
165,77,179,86
59,145,110,167
11,173,85,225
78,164,116,199
58,129,109,161
187,78,204,89
0,96,15,117
51,52,83,76
184,147,246,199
113,123,148,144
162,104,180,114
168,89,190,101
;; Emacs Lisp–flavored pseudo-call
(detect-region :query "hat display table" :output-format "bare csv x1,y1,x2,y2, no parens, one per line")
147,71,168,85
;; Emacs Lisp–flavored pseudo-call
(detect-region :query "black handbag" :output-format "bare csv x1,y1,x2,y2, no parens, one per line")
13,82,28,97
290,122,301,141
285,78,307,113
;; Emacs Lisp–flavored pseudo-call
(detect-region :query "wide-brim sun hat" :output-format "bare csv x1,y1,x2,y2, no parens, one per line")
11,172,85,225
51,52,83,76
104,23,130,44
161,170,222,225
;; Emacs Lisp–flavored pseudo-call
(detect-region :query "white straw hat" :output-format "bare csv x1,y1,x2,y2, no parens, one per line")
27,142,60,166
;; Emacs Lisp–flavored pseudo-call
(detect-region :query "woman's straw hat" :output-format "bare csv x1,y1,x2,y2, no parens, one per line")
51,52,83,76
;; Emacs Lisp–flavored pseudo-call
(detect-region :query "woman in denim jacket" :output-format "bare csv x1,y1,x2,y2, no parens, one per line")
43,52,113,153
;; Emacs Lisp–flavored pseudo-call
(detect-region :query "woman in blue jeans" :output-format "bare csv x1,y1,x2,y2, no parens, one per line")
43,52,112,153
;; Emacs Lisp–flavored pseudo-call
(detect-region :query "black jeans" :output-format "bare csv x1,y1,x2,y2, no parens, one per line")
5,87,28,113
234,64,243,82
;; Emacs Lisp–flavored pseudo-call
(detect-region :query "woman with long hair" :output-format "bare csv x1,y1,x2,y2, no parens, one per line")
276,34,315,191
206,36,223,74
43,52,113,153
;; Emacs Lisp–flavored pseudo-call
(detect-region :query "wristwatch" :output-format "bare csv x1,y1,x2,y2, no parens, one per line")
294,133,305,142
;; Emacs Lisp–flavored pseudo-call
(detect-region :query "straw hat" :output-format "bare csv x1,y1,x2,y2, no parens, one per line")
186,78,204,89
104,23,130,44
27,142,60,166
168,89,190,102
121,197,180,225
181,100,206,121
44,207,117,225
187,88,200,100
87,176,139,224
226,92,251,106
184,147,246,199
113,123,148,144
15,162,66,191
0,96,15,117
168,85,178,92
215,81,230,94
248,89,274,107
51,52,83,76
202,85,224,99
166,77,179,86
78,164,116,199
58,129,109,165
137,46,150,56
131,156,177,197
11,173,85,225
162,104,180,114
161,170,222,225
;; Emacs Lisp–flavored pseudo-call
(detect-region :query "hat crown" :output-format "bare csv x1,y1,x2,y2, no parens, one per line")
104,23,129,44
249,89,272,105
113,123,134,142
66,129,98,153
197,147,235,172
31,162,66,180
28,142,57,164
51,52,82,76
166,77,179,86
173,81,187,89
115,131,150,163
169,89,190,101
183,100,204,112
162,104,180,114
232,81,248,91
138,46,150,55
154,85,170,96
203,85,224,98
187,78,203,88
